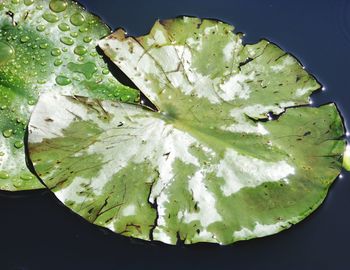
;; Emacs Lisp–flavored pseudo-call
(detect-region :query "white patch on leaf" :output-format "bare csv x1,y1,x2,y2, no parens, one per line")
223,41,235,61
152,227,173,244
270,56,295,72
29,93,89,143
296,87,314,97
183,170,222,227
233,220,293,240
217,149,295,196
122,204,136,216
153,30,167,45
218,72,255,101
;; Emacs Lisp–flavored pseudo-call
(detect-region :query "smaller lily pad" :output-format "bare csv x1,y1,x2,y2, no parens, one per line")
0,0,139,191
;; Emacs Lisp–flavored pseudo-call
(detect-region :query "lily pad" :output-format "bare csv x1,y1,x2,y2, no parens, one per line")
28,17,346,245
0,0,139,191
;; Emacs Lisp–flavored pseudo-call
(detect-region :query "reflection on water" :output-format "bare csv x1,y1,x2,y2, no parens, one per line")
337,0,350,44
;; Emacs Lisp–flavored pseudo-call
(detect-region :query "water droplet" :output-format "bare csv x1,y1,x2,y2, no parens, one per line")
20,36,30,43
60,36,74,46
51,48,61,56
28,99,36,106
0,171,9,179
58,23,70,32
120,95,130,102
88,18,97,25
37,78,47,83
11,0,20,4
74,45,87,56
83,36,92,43
40,43,49,49
102,68,110,75
54,59,63,66
14,141,24,149
42,13,59,23
70,13,85,26
79,26,89,33
36,25,46,32
2,129,13,138
13,179,24,188
49,0,68,13
24,0,34,6
0,41,15,65
56,75,71,86
20,173,34,181
70,32,78,38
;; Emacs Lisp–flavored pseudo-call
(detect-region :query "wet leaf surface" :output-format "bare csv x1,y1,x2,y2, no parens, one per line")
0,0,139,191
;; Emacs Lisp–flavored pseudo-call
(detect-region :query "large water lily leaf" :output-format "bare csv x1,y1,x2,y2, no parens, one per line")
28,17,345,245
0,0,139,191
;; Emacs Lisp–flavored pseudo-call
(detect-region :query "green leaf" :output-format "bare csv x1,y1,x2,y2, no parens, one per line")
28,17,346,245
343,144,350,171
0,0,139,191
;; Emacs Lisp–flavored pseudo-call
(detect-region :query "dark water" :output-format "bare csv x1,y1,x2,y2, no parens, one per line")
1,0,350,269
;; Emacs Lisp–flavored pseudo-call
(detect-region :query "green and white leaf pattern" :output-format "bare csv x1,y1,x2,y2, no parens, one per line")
0,0,139,191
28,17,345,245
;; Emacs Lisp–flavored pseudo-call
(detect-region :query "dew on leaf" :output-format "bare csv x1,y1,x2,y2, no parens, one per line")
2,129,13,138
70,13,85,26
37,78,47,83
83,36,92,43
55,75,71,86
20,36,30,43
24,0,34,6
79,26,89,33
0,171,9,179
74,45,87,56
42,13,59,23
70,32,78,38
51,48,61,56
58,22,70,32
102,68,109,75
36,25,46,32
54,59,63,66
27,99,36,106
13,179,24,188
0,0,140,192
60,36,74,45
20,173,34,181
39,43,49,49
0,41,15,65
14,141,24,149
49,0,68,13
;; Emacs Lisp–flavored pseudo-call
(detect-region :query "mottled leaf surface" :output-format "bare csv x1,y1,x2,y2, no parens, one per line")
28,17,345,245
0,0,139,190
